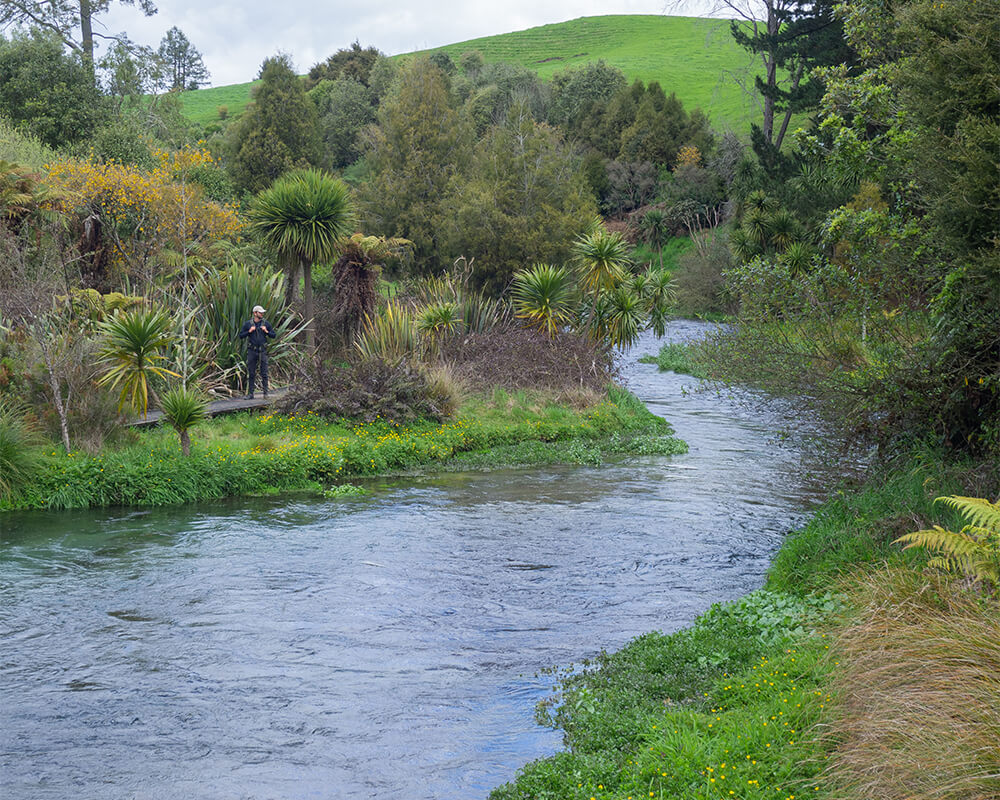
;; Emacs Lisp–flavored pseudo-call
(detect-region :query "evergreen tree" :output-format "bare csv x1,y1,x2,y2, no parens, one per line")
358,57,472,273
305,41,382,90
309,77,376,170
0,0,157,80
227,54,319,194
157,26,209,90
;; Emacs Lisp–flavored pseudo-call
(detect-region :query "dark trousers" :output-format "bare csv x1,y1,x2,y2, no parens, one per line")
247,348,268,395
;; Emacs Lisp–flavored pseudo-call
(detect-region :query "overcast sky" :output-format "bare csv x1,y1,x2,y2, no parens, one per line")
99,0,719,87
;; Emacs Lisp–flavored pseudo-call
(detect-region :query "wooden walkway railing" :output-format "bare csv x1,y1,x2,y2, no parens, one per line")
129,387,290,427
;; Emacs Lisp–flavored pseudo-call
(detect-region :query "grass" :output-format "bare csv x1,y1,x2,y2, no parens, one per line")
827,568,1000,800
632,236,695,272
1,386,684,510
638,341,709,378
490,451,999,800
177,15,756,128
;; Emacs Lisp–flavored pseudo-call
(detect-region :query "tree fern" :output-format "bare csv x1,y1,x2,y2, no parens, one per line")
894,496,1000,586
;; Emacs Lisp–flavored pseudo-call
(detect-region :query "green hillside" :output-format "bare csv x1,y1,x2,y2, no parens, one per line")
179,15,754,129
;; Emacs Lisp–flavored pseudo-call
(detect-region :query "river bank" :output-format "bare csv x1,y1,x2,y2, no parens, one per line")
490,350,1000,800
2,386,685,511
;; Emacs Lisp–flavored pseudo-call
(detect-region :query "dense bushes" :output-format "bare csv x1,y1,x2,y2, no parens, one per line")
277,358,457,423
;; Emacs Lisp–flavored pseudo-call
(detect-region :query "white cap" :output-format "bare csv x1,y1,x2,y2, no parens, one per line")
252,305,266,313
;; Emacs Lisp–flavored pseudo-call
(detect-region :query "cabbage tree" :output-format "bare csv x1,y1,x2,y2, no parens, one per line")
250,169,354,349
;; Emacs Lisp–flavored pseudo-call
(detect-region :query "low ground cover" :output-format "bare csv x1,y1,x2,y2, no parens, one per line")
1,386,684,511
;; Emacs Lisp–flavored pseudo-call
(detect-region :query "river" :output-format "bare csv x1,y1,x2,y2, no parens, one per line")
1,322,831,799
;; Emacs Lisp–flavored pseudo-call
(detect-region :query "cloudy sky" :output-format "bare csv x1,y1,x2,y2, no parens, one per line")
99,0,720,87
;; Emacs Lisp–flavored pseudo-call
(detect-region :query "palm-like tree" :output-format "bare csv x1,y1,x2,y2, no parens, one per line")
97,309,179,418
512,263,577,337
602,286,645,350
249,169,354,349
572,228,632,295
642,269,677,337
331,233,410,340
160,385,208,456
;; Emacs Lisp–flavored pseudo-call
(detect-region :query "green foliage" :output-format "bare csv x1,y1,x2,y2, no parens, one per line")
0,117,57,170
250,167,354,347
190,264,305,389
547,60,626,129
227,53,320,193
0,399,42,499
639,342,706,378
358,57,471,272
158,26,210,90
306,42,383,90
250,169,353,264
96,308,178,418
895,496,1000,587
6,389,671,510
445,102,597,293
354,301,419,362
495,591,839,799
512,263,577,336
159,384,208,455
572,227,631,295
310,77,376,169
0,30,106,149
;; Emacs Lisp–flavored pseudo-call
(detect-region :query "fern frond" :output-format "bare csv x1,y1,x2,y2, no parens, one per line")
935,496,1000,533
896,495,1000,586
894,526,980,557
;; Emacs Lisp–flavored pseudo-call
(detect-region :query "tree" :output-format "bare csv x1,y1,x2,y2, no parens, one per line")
0,0,157,80
305,41,382,90
0,30,106,148
720,0,851,149
328,233,410,341
358,57,471,272
444,102,597,294
160,385,207,456
249,169,354,350
227,53,320,194
157,26,208,90
310,77,376,170
548,61,627,130
96,307,178,418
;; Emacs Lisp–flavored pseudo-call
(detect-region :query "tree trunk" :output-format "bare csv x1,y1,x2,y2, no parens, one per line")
78,0,95,83
762,1,779,145
303,258,315,350
774,62,805,151
180,429,191,457
41,344,72,453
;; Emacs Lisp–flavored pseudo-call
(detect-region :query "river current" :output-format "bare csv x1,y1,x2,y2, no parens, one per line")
1,322,831,799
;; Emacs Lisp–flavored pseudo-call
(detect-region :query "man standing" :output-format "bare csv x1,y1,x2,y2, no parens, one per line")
238,305,276,399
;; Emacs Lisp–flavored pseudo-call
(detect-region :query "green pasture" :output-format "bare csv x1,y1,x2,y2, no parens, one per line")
176,15,755,129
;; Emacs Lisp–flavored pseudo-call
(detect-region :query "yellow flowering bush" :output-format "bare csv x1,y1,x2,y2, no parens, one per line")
46,146,241,282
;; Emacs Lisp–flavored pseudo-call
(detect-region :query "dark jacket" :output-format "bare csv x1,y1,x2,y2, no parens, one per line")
238,317,276,350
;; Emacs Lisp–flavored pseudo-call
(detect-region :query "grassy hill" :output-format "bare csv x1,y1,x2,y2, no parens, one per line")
179,15,755,130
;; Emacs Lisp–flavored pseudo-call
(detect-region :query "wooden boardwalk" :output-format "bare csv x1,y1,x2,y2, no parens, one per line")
129,387,290,427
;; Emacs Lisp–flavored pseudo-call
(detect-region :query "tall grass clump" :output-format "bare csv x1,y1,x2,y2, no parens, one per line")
827,568,1000,800
0,400,42,501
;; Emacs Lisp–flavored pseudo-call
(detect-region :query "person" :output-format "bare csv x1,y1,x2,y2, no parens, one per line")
238,305,276,399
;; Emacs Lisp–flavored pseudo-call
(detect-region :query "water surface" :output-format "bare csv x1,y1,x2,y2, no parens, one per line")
1,323,831,799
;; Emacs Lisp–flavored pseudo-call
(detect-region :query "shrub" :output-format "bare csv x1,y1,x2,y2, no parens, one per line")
437,323,615,396
276,357,456,423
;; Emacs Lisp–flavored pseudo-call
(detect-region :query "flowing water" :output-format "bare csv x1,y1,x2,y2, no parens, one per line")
1,322,835,799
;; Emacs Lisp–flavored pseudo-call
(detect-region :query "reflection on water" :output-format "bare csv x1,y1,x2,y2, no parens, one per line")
0,323,833,799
